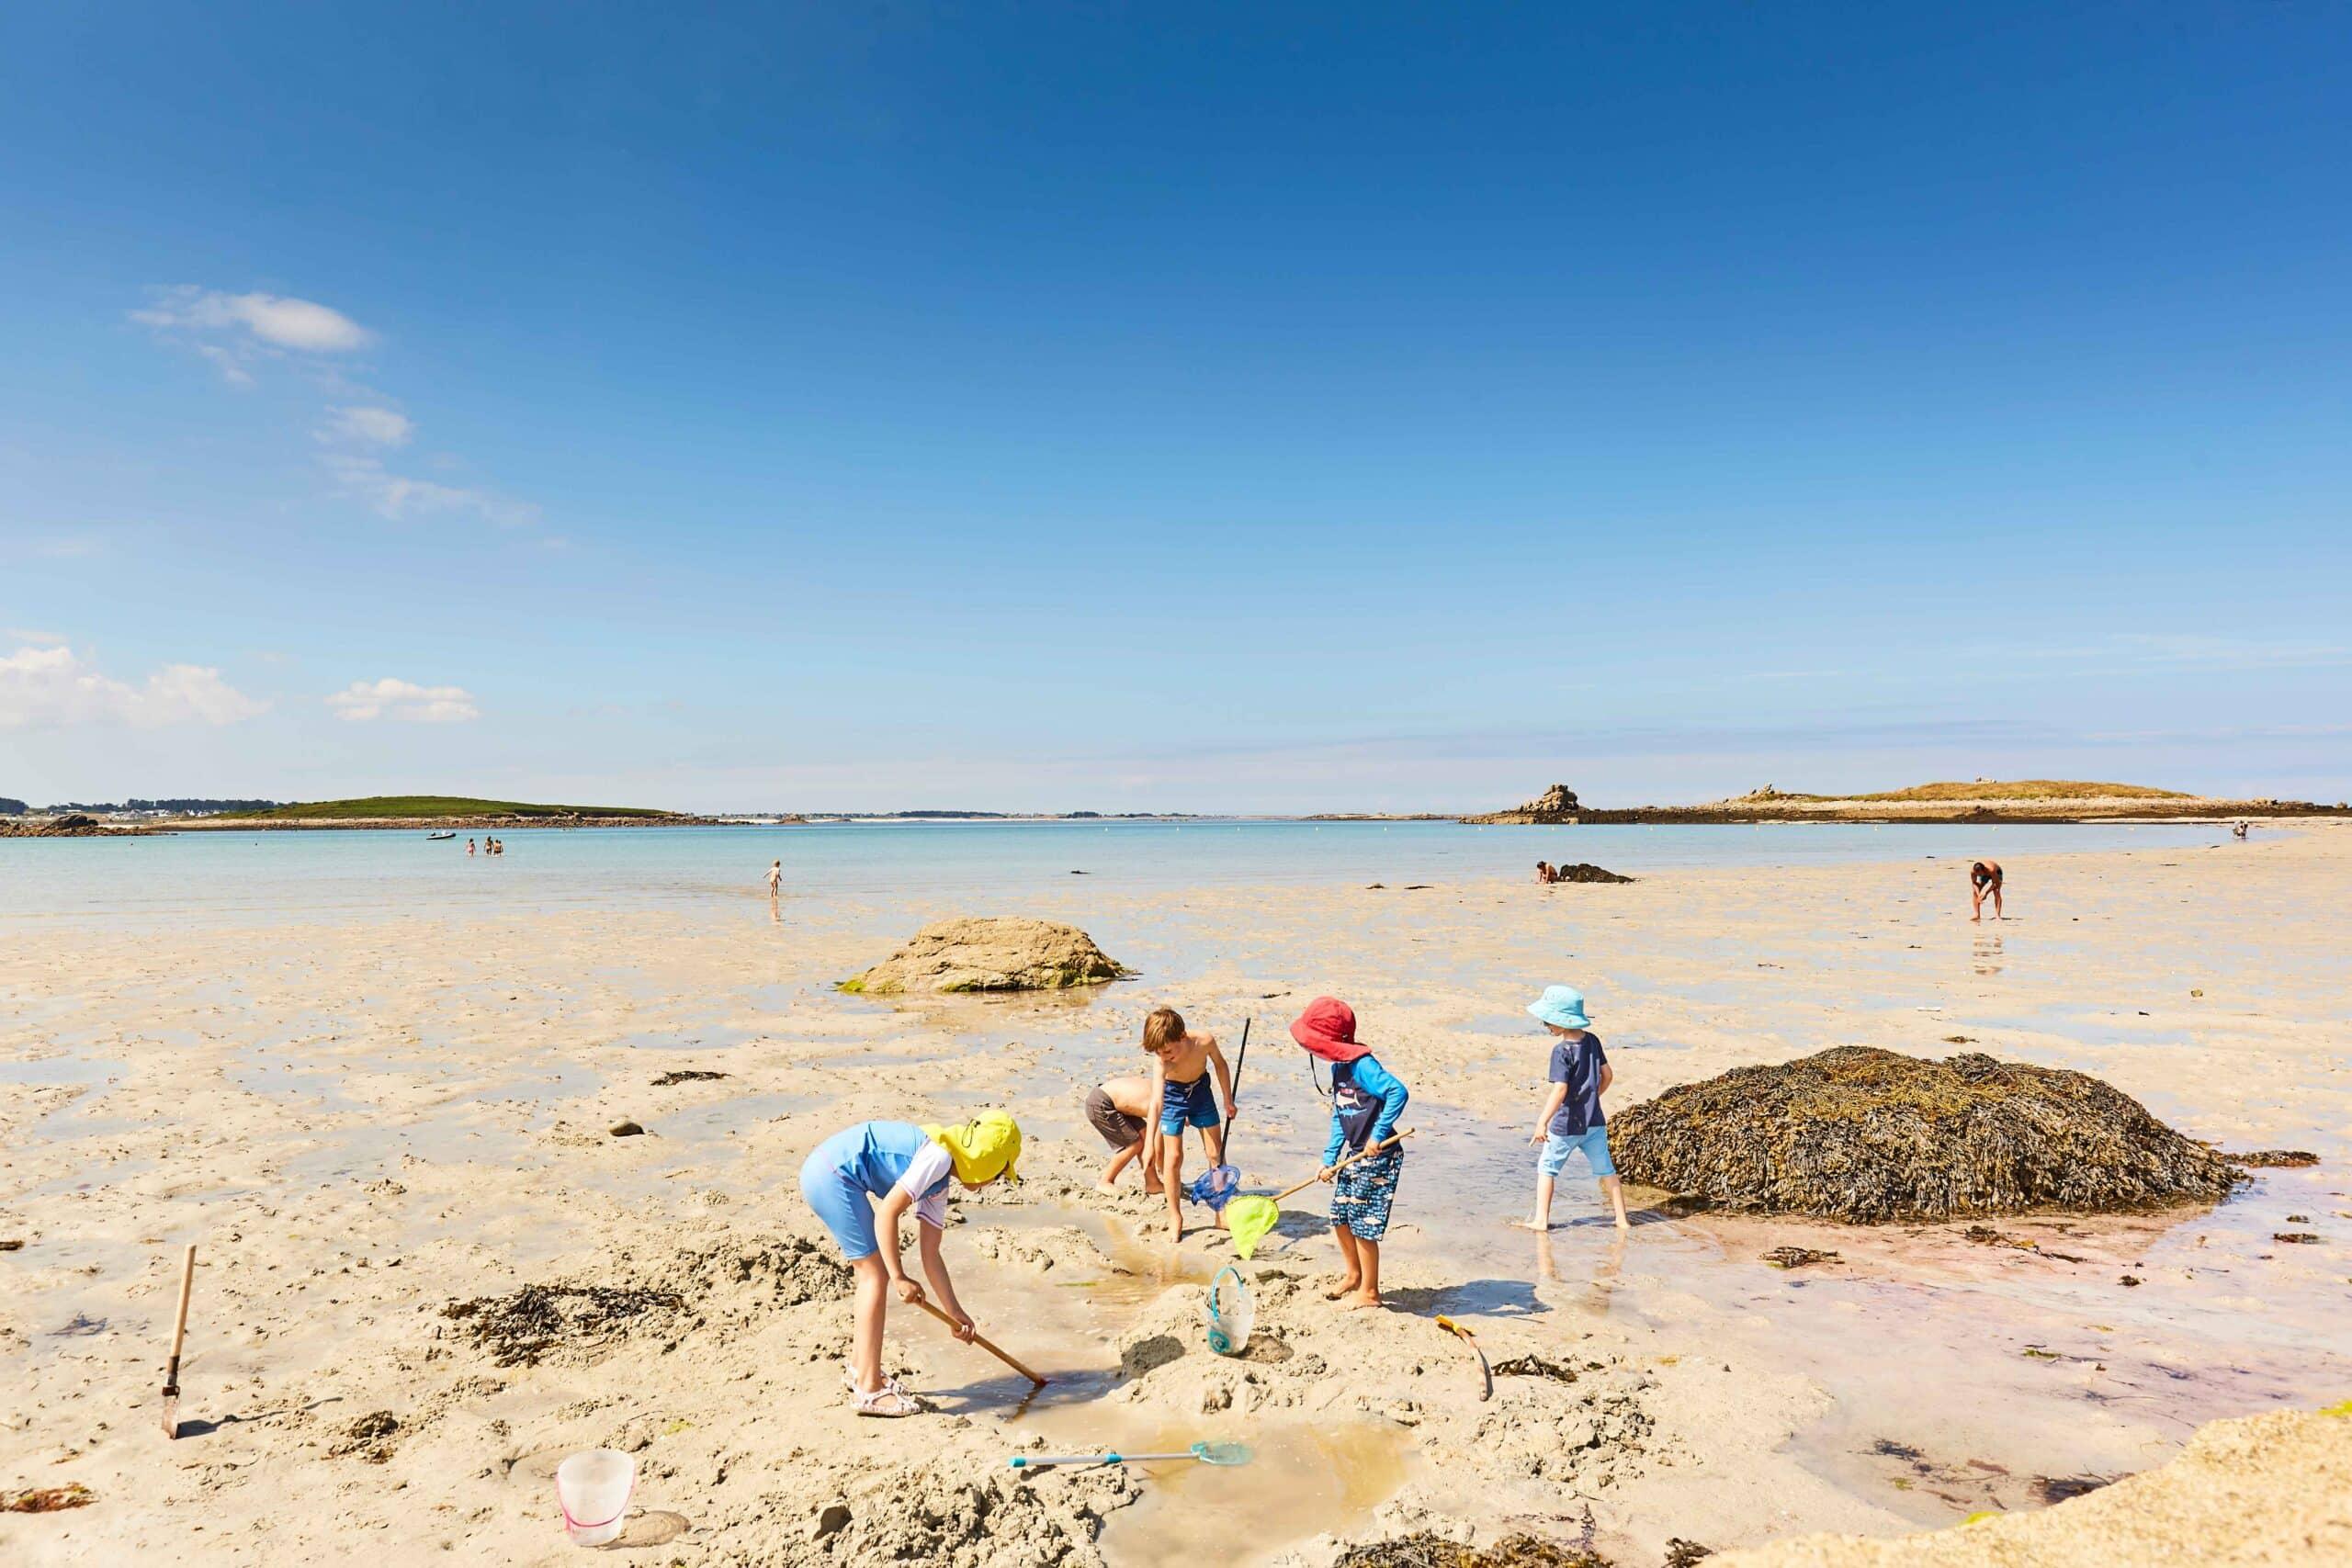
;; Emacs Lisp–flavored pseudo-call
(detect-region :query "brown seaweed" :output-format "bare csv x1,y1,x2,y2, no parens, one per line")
1611,1047,2245,1224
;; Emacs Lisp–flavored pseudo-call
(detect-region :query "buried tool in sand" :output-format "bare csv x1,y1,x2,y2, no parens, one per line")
1010,1441,1253,1471
1222,1129,1416,1259
160,1243,196,1439
914,1298,1047,1387
1436,1314,1493,1402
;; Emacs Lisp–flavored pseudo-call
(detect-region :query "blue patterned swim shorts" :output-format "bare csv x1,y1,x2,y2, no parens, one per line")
1329,1145,1404,1240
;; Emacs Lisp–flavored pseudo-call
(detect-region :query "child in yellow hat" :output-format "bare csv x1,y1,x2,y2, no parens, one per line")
797,1112,1022,1416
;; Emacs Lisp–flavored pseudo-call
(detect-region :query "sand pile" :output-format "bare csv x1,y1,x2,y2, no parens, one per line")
442,1283,689,1368
796,1464,1138,1567
1611,1047,2246,1223
840,917,1128,995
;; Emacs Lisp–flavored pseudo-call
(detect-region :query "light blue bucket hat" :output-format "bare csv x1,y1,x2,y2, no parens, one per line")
1528,985,1590,1031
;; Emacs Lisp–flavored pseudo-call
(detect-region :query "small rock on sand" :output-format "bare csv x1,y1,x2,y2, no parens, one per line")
609,1120,645,1137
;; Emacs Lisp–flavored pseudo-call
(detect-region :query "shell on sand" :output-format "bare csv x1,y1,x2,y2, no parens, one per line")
1611,1046,2246,1224
839,916,1128,995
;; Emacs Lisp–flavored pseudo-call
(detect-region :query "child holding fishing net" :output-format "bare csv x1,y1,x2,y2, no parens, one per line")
797,1112,1023,1416
1293,997,1409,1309
1140,1007,1236,1239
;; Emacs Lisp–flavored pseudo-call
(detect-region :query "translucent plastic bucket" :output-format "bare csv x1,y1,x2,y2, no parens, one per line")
1205,1264,1253,1356
556,1449,636,1546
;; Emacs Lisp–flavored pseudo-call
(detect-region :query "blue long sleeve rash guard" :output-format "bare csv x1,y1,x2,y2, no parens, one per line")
1323,1052,1409,1166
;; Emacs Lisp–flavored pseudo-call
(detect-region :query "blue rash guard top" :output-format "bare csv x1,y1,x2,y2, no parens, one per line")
1323,1054,1408,1165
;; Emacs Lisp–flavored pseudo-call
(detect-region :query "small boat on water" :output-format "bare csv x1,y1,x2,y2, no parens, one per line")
425,830,458,840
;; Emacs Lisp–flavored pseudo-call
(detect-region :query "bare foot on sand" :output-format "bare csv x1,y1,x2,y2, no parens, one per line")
1095,1179,1125,1194
1322,1276,1362,1301
1340,1292,1385,1311
1509,1217,1555,1232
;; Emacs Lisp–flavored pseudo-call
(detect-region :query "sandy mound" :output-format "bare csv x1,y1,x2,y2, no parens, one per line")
1611,1047,2245,1223
841,917,1128,995
441,1234,853,1367
1715,1404,2352,1567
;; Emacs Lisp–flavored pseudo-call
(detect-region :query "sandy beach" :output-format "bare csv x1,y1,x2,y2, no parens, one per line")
4,826,2348,1565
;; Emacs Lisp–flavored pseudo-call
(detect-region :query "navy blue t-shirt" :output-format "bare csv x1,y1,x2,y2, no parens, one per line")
1547,1032,1608,1137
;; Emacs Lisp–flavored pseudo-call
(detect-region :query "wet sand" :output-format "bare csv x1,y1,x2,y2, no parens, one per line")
3,826,2347,1563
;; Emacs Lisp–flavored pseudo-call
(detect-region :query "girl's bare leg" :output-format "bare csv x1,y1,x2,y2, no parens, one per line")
848,1254,889,1393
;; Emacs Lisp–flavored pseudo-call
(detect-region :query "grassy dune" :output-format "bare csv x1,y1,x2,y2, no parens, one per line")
221,795,675,820
1848,779,2194,803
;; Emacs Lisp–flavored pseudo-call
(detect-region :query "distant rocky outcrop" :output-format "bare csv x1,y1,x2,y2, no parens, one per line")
840,917,1129,996
1463,784,1582,825
0,814,140,838
1611,1046,2245,1224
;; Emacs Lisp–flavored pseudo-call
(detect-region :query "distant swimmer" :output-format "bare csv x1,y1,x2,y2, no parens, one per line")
2233,820,2250,840
467,838,476,856
765,859,784,897
1970,859,2004,921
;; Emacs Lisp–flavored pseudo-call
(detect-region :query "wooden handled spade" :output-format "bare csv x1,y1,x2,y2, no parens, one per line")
914,1298,1047,1387
161,1243,196,1438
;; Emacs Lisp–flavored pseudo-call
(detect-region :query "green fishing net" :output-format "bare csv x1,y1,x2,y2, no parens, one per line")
1224,1195,1280,1258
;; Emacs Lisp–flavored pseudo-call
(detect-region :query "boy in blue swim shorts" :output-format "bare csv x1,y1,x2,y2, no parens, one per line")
797,1112,1022,1416
1521,986,1631,1231
1138,1007,1234,1239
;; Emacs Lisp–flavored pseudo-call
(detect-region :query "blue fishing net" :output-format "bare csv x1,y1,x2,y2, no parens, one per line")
1184,1163,1240,1213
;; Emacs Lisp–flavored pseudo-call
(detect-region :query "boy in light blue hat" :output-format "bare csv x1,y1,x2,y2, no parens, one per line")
1520,985,1631,1232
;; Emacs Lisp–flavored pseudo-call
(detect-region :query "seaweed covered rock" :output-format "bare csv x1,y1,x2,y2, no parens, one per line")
841,917,1127,995
1548,863,1633,884
1611,1046,2245,1224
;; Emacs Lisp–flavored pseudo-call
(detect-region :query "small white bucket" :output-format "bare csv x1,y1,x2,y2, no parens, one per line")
556,1448,636,1547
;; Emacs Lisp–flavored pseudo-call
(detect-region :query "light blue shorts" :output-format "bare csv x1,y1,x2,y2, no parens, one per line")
798,1151,880,1259
1540,1125,1615,1179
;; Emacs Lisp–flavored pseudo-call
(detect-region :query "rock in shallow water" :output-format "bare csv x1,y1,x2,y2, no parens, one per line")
1611,1045,2246,1224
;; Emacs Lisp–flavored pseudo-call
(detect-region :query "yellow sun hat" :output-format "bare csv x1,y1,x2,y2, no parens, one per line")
922,1111,1023,1186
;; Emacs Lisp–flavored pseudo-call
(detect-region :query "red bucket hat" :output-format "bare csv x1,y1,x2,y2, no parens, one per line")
1290,997,1369,1063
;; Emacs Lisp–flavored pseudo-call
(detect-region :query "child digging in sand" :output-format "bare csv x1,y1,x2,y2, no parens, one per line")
1084,1075,1163,1193
1139,1007,1234,1238
1293,997,1408,1309
797,1112,1023,1416
1521,986,1631,1232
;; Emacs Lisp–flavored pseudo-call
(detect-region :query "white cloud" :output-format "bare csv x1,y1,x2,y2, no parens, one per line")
321,453,536,525
133,287,373,352
0,644,268,729
317,405,414,446
327,677,481,723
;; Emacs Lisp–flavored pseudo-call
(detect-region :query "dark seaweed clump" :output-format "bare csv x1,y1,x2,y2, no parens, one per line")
1611,1047,2247,1224
1335,1534,1612,1568
443,1283,686,1368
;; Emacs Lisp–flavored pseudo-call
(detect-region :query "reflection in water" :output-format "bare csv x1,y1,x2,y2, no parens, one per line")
1973,932,2005,976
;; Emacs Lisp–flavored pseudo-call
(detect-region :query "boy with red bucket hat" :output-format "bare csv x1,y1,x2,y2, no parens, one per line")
1292,997,1409,1310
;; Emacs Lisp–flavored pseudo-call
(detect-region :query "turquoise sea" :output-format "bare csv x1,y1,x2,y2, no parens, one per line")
0,818,2225,921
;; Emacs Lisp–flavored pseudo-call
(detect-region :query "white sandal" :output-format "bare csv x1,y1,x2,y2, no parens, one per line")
854,1382,922,1418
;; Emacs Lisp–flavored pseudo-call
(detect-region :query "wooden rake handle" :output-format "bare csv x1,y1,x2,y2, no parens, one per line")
914,1298,1046,1386
1273,1127,1414,1203
164,1244,197,1376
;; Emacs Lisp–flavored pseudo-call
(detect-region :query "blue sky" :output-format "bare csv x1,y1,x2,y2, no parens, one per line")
3,3,2348,811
